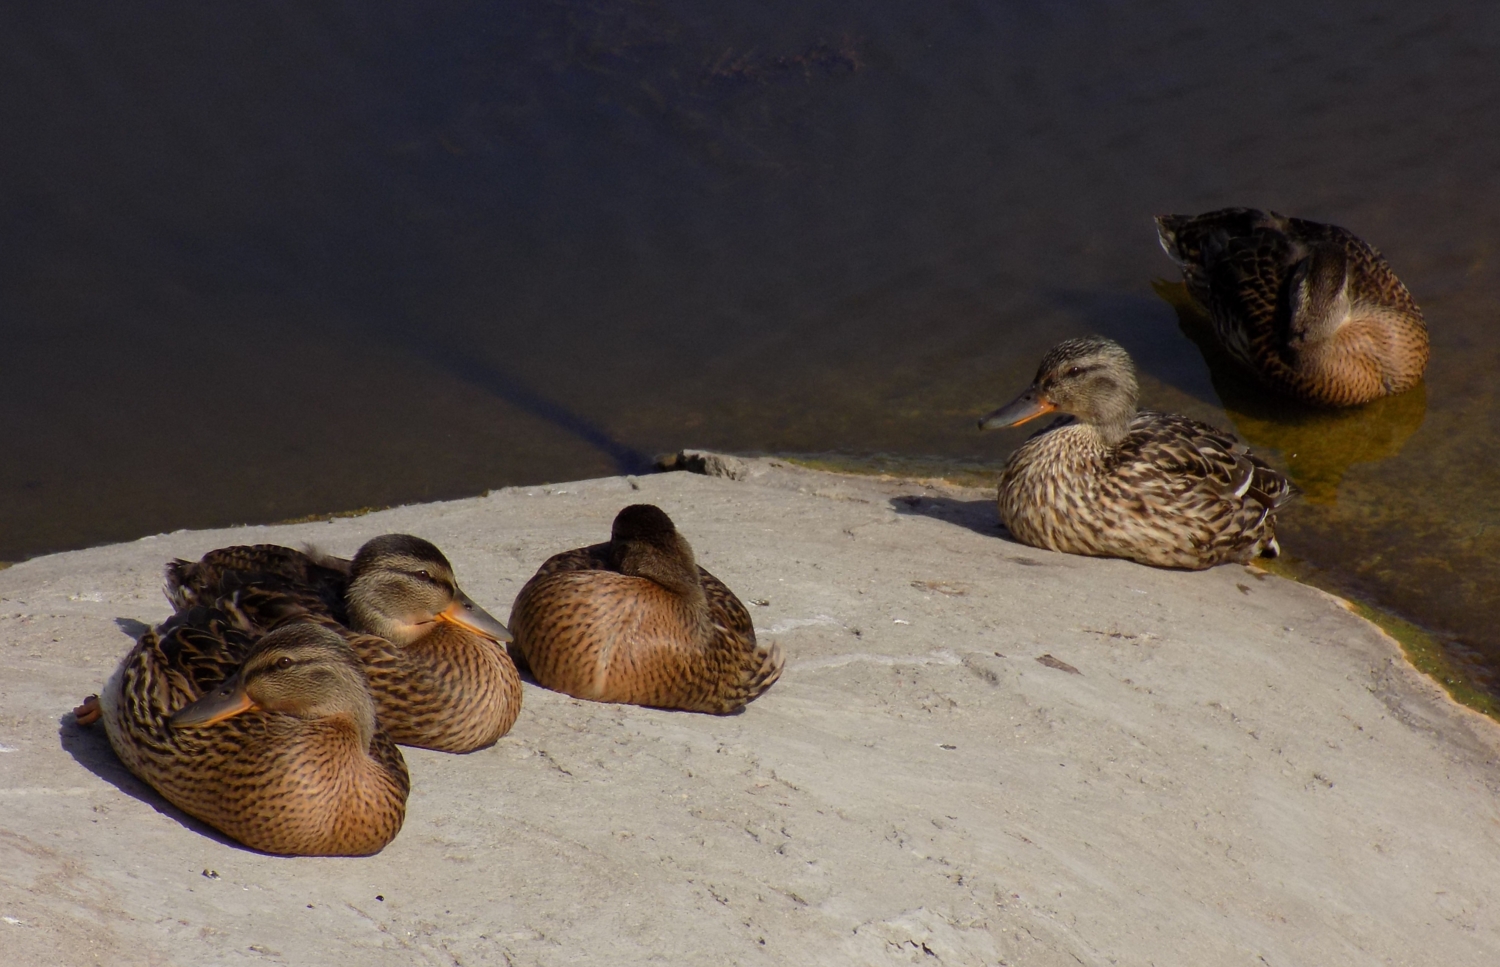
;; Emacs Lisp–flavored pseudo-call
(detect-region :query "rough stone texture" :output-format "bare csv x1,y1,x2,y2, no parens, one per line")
2,457,1498,966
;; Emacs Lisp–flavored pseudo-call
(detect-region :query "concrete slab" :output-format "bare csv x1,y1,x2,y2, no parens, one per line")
2,458,1497,965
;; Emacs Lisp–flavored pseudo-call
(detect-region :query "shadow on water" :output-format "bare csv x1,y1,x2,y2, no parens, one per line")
1151,280,1429,504
411,343,656,476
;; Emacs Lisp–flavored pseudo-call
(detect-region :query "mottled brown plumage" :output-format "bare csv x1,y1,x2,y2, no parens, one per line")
510,504,782,714
979,337,1295,569
1156,208,1429,406
92,618,408,856
167,535,521,753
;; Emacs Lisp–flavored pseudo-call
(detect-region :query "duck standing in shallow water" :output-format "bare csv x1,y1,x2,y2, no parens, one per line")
1155,207,1428,406
166,534,520,753
81,619,409,856
509,504,783,713
979,336,1295,569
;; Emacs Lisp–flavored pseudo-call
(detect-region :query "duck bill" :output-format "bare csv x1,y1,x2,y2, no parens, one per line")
171,674,258,728
978,388,1057,429
436,591,514,643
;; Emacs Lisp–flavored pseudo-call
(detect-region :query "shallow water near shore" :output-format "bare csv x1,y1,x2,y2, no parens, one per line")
3,3,1498,693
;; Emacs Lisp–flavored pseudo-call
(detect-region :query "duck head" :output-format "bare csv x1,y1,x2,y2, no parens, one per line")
979,336,1139,446
344,534,512,647
171,623,379,749
608,504,704,601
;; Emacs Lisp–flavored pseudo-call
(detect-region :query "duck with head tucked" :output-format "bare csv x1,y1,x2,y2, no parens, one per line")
1155,207,1428,406
509,504,782,714
165,534,520,753
979,336,1295,569
80,617,409,856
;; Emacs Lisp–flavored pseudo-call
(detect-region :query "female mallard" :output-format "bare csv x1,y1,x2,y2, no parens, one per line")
979,336,1295,569
1155,207,1428,406
80,618,408,856
509,504,782,714
166,534,520,753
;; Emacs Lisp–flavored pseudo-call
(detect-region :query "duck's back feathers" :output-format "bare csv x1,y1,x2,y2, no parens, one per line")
1156,208,1428,405
166,544,350,625
1117,412,1295,510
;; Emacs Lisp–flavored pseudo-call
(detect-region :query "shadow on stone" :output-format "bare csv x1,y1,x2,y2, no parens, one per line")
890,494,1007,540
57,711,251,852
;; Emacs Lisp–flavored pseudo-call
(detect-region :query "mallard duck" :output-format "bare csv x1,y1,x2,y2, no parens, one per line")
509,504,782,713
79,617,408,856
1155,207,1429,406
978,336,1295,569
166,534,520,753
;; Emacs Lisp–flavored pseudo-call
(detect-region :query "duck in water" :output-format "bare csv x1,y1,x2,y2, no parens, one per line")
1155,207,1428,406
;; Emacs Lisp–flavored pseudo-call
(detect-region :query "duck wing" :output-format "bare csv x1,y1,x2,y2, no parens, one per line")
701,567,783,707
108,603,261,760
166,544,352,628
1117,412,1295,512
1156,208,1289,304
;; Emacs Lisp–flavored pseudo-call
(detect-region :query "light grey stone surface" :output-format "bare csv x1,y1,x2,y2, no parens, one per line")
2,458,1498,966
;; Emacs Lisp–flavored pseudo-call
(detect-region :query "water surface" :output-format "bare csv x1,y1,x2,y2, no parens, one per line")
3,3,1497,687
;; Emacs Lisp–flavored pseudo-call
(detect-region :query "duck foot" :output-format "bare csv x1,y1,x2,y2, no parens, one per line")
73,695,101,727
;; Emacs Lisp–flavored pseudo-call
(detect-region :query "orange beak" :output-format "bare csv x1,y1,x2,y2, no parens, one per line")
171,674,259,728
978,387,1057,429
434,590,513,643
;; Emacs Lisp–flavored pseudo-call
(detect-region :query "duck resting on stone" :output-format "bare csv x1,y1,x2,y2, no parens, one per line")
978,336,1295,569
165,534,520,753
76,618,409,856
1155,207,1428,406
509,504,783,714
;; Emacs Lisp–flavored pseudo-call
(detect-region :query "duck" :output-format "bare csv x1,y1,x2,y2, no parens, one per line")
509,504,782,713
978,336,1295,569
1155,207,1428,406
76,618,409,856
165,534,521,753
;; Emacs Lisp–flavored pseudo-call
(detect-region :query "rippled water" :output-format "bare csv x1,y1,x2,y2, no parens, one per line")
3,3,1497,688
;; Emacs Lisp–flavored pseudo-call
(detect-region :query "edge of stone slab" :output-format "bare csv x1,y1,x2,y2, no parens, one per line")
7,448,1494,746
656,448,1500,736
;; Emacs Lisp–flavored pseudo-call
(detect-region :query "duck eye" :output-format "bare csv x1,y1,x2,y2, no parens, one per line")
275,656,294,670
1067,366,1084,377
416,569,431,580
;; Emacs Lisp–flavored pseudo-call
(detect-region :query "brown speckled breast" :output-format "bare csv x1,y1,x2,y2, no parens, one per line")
351,625,522,753
510,545,782,714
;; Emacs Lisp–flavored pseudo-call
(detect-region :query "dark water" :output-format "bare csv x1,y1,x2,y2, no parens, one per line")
3,4,1498,687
